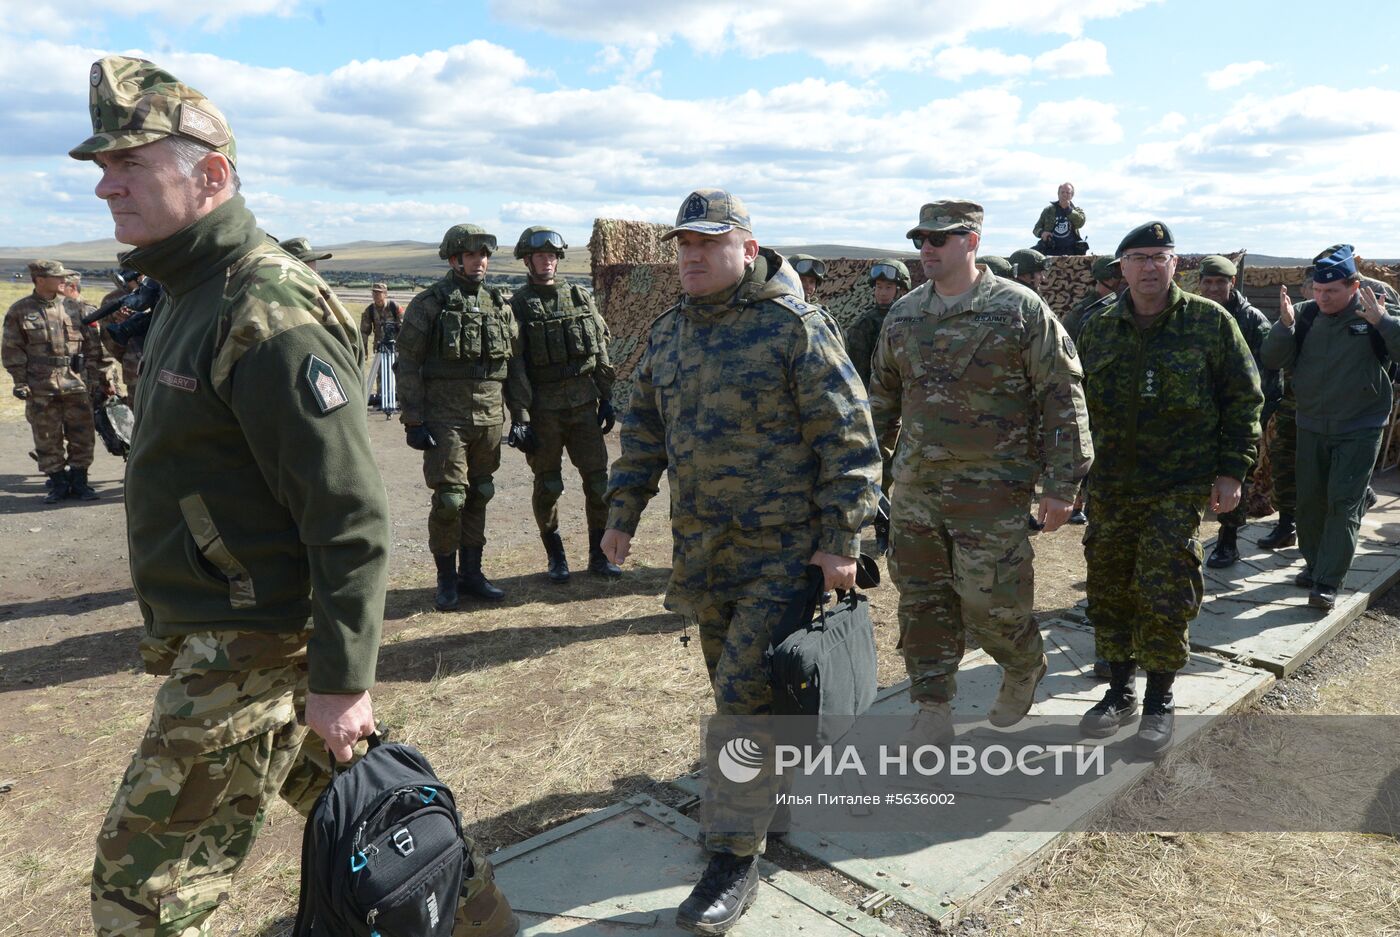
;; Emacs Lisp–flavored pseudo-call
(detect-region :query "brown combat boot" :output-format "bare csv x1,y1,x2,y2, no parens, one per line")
989,653,1047,727
454,879,520,936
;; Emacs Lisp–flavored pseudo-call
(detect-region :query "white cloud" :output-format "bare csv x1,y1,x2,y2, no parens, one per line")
932,46,1032,81
1033,38,1111,78
0,0,300,34
1022,99,1123,145
1148,112,1188,135
1205,60,1272,91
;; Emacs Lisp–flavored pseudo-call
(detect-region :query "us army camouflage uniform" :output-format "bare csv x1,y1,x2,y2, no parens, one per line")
99,285,145,397
2,290,115,473
511,277,615,533
607,249,880,855
869,264,1092,705
1078,284,1261,671
396,274,525,555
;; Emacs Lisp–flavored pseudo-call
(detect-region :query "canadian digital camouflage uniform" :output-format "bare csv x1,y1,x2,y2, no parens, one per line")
396,273,526,555
511,277,616,533
869,264,1092,705
606,249,880,855
1078,283,1262,671
2,286,116,473
100,284,146,396
1216,289,1272,529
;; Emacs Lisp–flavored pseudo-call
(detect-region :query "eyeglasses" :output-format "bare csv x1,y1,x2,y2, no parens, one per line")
869,263,900,282
527,230,566,251
792,258,827,278
1120,252,1175,268
911,230,968,249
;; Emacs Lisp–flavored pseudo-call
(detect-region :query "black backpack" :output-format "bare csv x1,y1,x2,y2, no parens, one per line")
294,735,469,937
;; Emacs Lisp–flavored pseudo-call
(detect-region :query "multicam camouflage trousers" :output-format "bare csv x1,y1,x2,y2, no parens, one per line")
423,421,503,554
887,469,1043,706
27,391,96,473
524,402,609,535
669,516,815,858
1084,489,1207,673
93,630,500,937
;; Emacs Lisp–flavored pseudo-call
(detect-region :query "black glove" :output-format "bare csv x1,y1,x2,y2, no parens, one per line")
12,385,29,400
597,399,616,434
873,492,891,556
405,424,436,451
507,422,538,454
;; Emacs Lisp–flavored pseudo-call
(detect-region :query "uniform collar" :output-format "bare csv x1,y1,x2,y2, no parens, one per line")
1112,282,1186,324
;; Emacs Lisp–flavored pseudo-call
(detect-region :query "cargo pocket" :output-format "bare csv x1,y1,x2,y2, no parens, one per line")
178,493,256,609
917,324,992,381
953,536,1033,627
526,320,551,367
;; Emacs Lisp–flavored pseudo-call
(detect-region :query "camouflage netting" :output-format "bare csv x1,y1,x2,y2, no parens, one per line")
589,219,675,285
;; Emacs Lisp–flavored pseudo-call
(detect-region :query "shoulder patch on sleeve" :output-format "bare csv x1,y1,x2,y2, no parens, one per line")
305,354,349,414
770,294,819,318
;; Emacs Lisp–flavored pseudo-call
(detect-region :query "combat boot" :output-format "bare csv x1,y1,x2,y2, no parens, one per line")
43,470,70,504
433,553,459,611
904,701,954,749
1136,670,1176,758
541,531,570,584
458,546,506,602
676,852,760,935
587,528,622,578
1080,660,1138,738
1206,525,1239,568
68,468,99,501
455,879,520,936
1259,515,1296,550
988,653,1047,727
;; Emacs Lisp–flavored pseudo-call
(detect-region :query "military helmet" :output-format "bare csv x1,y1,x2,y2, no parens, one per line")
788,254,827,283
514,226,568,260
438,223,497,259
869,259,911,289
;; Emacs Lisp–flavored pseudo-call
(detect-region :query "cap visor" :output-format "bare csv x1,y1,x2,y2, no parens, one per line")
660,221,739,241
68,129,171,161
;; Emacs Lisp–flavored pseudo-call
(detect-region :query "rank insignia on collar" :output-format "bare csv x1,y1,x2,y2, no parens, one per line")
305,354,348,414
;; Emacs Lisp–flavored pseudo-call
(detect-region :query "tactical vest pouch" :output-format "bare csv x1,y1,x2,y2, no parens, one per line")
462,316,483,358
526,321,552,367
482,317,510,361
545,318,569,364
438,307,463,360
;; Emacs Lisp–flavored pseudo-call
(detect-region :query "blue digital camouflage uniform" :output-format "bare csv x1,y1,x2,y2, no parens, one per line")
868,264,1092,705
606,249,880,856
1078,283,1262,670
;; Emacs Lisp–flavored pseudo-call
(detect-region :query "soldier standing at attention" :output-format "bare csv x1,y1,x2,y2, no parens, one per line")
510,226,621,583
3,259,117,502
1196,255,1272,568
1077,222,1261,756
1260,245,1400,610
844,259,911,389
869,200,1092,745
601,189,880,934
397,224,526,610
73,55,516,936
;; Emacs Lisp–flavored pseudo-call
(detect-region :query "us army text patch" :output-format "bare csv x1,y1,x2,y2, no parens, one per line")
304,354,348,414
157,369,198,392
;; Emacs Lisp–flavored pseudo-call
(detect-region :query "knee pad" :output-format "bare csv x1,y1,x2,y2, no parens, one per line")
431,484,467,521
583,470,609,501
467,476,496,506
536,471,565,501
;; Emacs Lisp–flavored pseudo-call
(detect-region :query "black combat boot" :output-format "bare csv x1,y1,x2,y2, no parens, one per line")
458,546,506,602
433,553,459,611
1206,524,1239,568
1080,660,1138,738
675,852,760,935
68,468,99,501
43,470,70,504
1136,670,1176,758
587,528,622,578
1259,514,1296,550
542,531,570,584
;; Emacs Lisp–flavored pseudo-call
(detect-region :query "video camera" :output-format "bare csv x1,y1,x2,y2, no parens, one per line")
82,278,163,346
376,318,400,351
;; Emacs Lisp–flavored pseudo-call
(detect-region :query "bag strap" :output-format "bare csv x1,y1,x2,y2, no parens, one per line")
291,785,322,937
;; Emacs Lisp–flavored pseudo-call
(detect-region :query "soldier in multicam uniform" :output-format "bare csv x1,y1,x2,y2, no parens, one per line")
869,200,1092,746
1196,255,1273,568
397,224,527,610
509,226,621,583
99,268,147,401
1076,222,1261,756
3,259,117,502
601,189,880,934
278,235,332,271
73,55,517,937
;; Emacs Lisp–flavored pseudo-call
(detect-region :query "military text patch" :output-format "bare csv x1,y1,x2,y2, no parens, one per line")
1349,322,1372,336
157,368,198,392
304,355,348,413
973,313,1010,325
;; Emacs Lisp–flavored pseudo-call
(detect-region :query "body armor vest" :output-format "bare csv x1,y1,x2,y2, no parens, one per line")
423,282,512,381
519,283,602,383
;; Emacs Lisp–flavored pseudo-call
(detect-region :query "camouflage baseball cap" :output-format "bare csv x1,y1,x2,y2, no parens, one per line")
371,281,388,292
69,56,236,166
661,189,752,241
28,260,71,278
906,200,983,238
279,237,332,263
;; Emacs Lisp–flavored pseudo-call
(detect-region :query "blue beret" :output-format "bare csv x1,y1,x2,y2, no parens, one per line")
1312,244,1357,283
1115,221,1174,258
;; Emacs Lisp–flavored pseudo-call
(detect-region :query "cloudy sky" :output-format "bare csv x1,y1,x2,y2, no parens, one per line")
3,0,1399,257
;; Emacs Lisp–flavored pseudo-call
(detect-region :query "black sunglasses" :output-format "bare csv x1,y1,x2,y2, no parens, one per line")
911,230,969,249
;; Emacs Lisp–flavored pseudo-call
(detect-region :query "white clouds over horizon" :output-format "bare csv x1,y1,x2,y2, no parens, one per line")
1205,60,1273,91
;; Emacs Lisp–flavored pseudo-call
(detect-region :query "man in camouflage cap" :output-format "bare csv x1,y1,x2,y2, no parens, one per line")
396,223,527,609
602,188,879,934
870,199,1092,747
1061,255,1123,343
1008,248,1050,295
3,259,118,502
278,235,333,270
509,225,621,583
1077,221,1261,756
73,56,517,936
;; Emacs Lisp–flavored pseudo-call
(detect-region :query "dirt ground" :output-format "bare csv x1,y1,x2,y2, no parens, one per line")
3,343,1396,937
